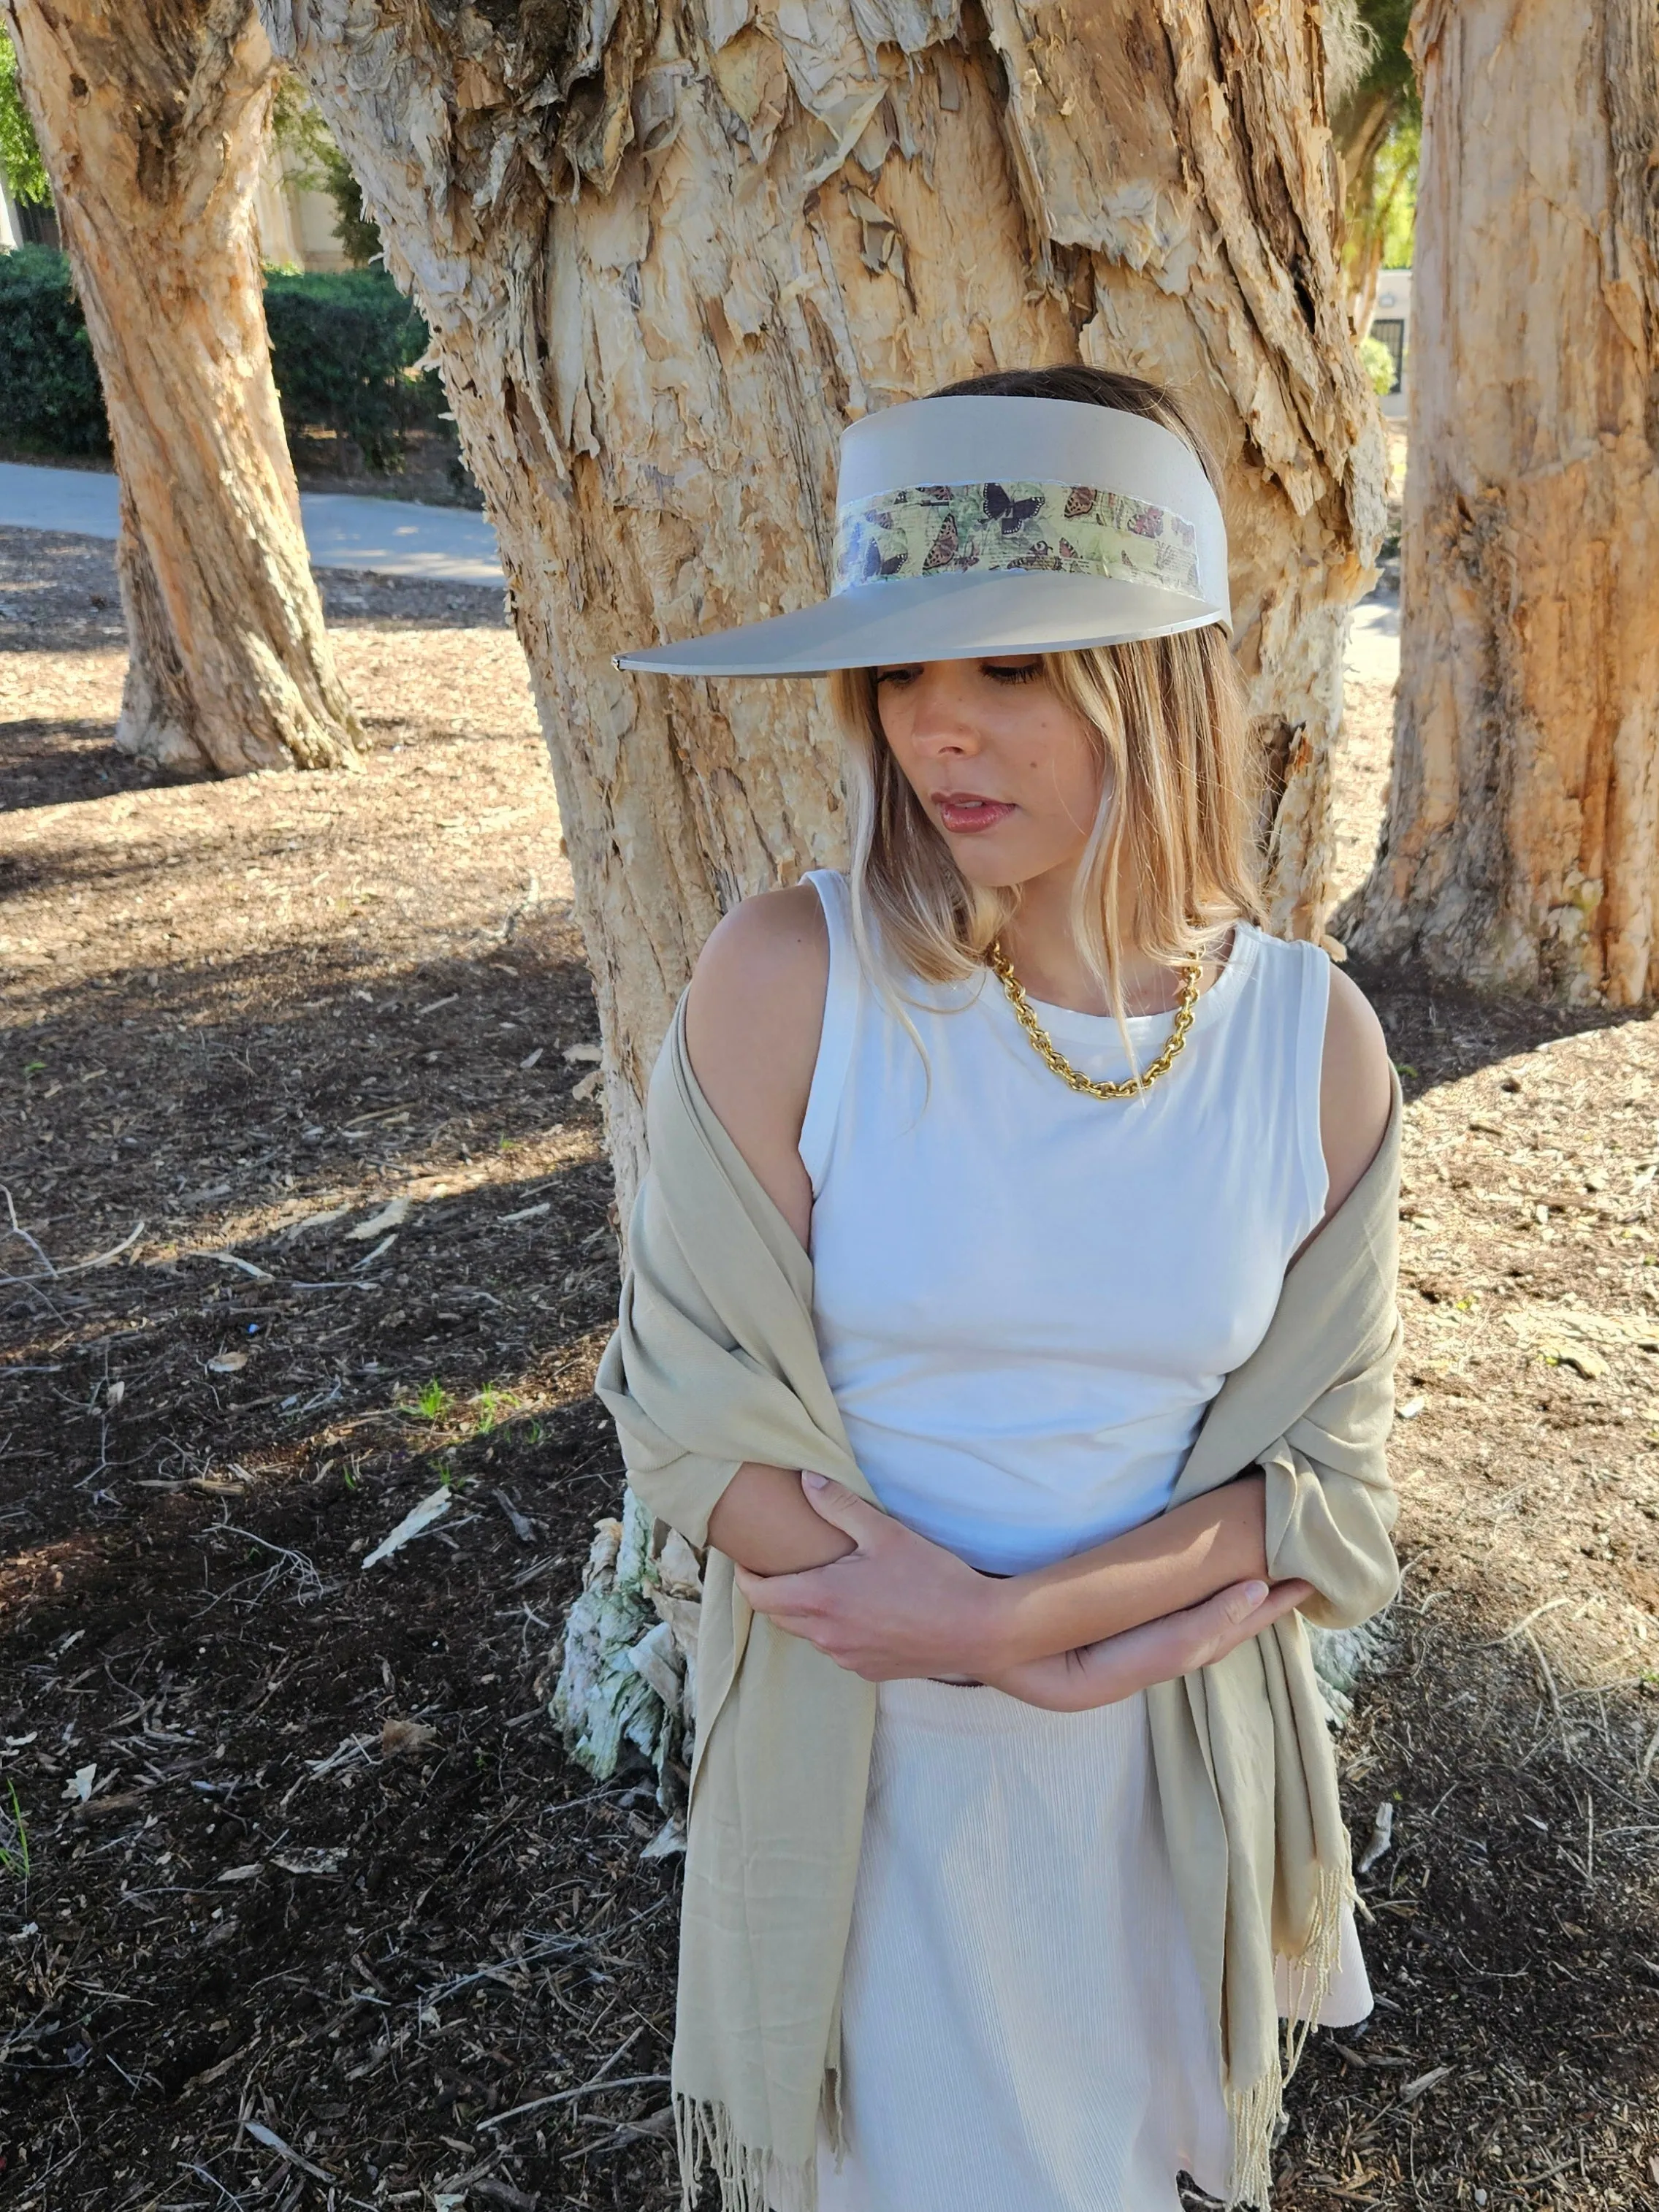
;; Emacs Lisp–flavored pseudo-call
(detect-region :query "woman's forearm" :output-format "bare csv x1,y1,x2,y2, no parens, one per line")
706,1462,858,1575
983,1476,1270,1670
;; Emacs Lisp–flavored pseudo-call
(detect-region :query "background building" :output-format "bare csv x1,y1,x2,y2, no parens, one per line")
1369,269,1412,420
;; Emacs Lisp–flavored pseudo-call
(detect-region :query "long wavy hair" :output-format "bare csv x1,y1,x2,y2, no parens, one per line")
828,365,1266,1063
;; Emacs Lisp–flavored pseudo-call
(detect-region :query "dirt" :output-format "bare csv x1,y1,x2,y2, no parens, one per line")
2,516,1657,2212
1,524,676,2212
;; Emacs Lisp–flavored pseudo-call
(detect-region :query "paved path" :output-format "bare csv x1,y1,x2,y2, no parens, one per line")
0,457,1400,677
1344,590,1400,687
0,460,503,587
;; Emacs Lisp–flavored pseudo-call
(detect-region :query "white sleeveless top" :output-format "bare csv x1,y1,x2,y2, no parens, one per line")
801,870,1332,1576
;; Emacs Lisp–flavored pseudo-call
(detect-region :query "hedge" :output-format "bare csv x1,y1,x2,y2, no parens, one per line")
0,246,110,457
0,251,448,472
263,267,446,468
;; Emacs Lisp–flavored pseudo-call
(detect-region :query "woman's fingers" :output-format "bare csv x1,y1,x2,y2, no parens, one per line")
732,1479,885,1620
1004,1576,1318,1709
1165,1576,1313,1668
796,1471,891,1546
733,1562,824,1620
733,1494,999,1678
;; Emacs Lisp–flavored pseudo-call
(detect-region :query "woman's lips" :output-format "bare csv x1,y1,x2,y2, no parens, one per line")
934,793,1016,834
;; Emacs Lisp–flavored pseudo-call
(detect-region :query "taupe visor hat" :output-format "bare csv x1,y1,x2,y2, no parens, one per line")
614,394,1231,678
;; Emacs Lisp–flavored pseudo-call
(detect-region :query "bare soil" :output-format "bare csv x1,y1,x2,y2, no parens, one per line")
1,519,1656,2212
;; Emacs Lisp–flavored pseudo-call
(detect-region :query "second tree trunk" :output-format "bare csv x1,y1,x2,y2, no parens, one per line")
3,0,360,777
1345,0,1659,1002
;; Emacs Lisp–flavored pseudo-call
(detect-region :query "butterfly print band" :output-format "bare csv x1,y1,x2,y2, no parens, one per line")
831,479,1204,600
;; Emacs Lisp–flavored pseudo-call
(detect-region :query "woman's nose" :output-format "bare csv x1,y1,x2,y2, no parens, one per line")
907,672,982,754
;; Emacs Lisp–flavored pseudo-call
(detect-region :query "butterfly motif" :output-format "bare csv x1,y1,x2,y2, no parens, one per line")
922,516,961,572
1064,485,1097,519
862,535,907,581
984,482,1044,533
1127,505,1162,540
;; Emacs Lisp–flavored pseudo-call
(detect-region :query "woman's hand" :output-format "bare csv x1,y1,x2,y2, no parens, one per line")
732,1473,1010,1681
985,1576,1314,1712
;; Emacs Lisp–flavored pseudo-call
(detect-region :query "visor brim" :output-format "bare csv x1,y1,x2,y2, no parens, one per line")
614,569,1229,677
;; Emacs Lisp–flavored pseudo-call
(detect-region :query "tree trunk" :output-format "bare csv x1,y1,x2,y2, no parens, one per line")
1343,0,1659,1002
1333,83,1398,335
259,0,1384,1202
114,492,197,771
2,0,360,777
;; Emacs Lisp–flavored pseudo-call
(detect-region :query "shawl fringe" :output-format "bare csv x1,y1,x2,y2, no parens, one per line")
675,2094,817,2212
674,1856,1355,2212
1223,1857,1354,2209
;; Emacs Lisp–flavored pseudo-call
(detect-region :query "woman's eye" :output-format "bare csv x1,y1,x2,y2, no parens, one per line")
983,660,1042,685
874,665,920,686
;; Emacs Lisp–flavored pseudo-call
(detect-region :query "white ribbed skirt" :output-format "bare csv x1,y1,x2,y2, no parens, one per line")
815,1677,1371,2212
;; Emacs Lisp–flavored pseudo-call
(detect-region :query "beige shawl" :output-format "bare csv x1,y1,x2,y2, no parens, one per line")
597,994,1403,2212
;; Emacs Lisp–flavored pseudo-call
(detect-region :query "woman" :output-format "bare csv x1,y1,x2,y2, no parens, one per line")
602,365,1402,2212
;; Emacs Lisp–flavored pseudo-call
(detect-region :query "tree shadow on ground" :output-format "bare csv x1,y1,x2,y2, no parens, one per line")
1,891,682,2210
0,1333,679,2212
2,931,615,1549
0,721,194,814
1275,1584,1659,2210
1348,953,1658,1103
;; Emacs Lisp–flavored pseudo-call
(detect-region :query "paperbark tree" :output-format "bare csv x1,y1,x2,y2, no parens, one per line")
1343,0,1659,1002
2,0,360,774
259,0,1385,1205
1330,0,1416,332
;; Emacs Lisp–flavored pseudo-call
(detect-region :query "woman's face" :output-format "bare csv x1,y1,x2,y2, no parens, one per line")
873,657,1104,893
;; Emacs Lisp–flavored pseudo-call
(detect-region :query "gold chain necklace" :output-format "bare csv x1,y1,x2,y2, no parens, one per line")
986,941,1204,1100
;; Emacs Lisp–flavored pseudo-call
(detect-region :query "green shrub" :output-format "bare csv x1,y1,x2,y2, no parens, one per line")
0,245,109,456
0,253,447,473
1358,332,1397,397
263,267,447,470
1,30,53,209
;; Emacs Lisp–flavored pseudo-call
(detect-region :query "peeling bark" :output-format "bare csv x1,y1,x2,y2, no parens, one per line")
259,0,1384,1197
1343,0,1659,1003
113,491,198,772
3,0,360,777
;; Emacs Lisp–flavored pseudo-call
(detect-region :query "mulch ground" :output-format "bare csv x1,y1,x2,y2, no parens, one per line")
1,518,1656,2212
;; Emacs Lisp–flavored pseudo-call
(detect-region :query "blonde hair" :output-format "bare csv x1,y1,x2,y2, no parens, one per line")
827,368,1265,1064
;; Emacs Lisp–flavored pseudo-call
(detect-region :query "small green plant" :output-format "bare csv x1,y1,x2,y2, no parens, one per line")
403,1378,453,1424
475,1384,516,1435
0,1777,31,1882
